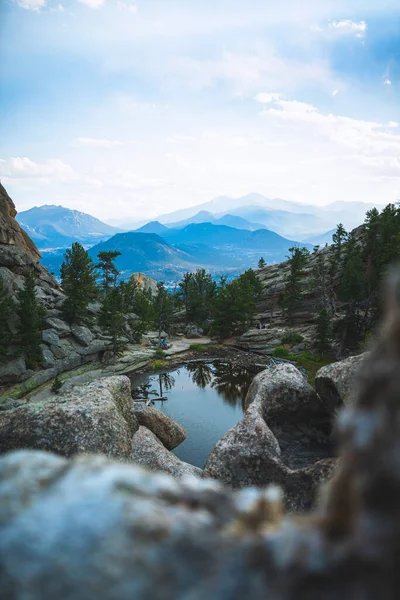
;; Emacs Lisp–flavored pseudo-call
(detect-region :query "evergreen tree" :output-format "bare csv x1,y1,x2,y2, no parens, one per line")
212,270,261,337
16,271,46,369
329,223,348,279
178,269,216,325
60,243,97,324
154,282,173,340
258,257,266,269
315,308,332,356
99,286,126,356
311,250,332,312
96,251,121,296
280,247,310,325
0,276,14,363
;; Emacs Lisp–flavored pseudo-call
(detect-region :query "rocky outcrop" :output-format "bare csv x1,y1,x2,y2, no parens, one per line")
244,363,327,421
132,403,187,450
0,184,120,395
0,182,40,261
131,426,202,479
315,353,367,411
0,376,138,459
0,242,400,600
204,364,334,509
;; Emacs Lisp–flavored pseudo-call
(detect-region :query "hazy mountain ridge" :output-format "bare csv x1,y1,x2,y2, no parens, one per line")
17,205,121,249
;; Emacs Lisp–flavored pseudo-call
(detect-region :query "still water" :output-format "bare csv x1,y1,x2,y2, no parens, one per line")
130,361,264,468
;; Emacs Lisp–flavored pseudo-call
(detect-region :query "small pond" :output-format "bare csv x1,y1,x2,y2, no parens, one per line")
130,361,265,468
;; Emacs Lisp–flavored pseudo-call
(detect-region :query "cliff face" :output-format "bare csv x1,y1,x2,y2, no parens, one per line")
237,226,365,355
0,182,41,261
0,184,111,394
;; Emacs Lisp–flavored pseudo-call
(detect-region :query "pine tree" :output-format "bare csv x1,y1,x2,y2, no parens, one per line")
258,257,266,269
315,308,332,356
330,223,348,279
280,247,310,325
16,271,46,369
154,282,173,340
0,276,14,363
178,269,216,325
60,243,97,324
96,251,121,296
99,286,126,357
311,250,332,312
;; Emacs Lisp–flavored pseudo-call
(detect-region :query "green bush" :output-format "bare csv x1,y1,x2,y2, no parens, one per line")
189,343,208,352
51,376,63,394
273,346,290,358
281,332,304,345
153,347,165,359
150,359,168,372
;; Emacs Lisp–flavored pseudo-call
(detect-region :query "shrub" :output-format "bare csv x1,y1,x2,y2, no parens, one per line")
51,376,63,394
273,346,290,358
281,332,304,345
150,359,168,372
153,347,165,359
189,343,208,352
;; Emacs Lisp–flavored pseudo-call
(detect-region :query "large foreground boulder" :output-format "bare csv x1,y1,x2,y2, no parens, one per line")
132,403,187,450
315,353,367,411
0,376,138,459
244,363,328,422
204,364,334,508
131,426,202,479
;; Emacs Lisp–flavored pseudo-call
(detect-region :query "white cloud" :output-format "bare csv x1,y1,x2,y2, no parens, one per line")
77,0,105,9
384,79,392,86
0,157,78,183
15,0,46,11
117,1,138,13
73,137,124,148
255,92,281,104
261,96,400,175
330,19,367,37
332,89,339,96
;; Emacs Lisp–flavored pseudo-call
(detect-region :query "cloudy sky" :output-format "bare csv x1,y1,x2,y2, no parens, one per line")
0,0,399,221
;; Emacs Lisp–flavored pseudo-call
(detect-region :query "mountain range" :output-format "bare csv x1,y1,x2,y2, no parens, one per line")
16,205,121,249
18,193,379,281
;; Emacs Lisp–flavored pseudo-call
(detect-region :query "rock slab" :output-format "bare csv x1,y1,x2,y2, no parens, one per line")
0,376,138,459
132,402,187,450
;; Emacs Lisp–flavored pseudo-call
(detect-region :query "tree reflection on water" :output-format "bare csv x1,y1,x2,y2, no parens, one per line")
211,362,258,410
186,362,213,389
185,361,260,410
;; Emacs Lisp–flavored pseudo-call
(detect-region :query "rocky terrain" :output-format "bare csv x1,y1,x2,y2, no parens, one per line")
0,300,398,598
236,229,363,356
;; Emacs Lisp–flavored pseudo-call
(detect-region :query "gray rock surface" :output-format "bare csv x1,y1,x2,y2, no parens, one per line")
0,357,26,383
45,318,71,337
70,324,94,347
42,328,61,347
315,353,367,411
244,363,327,422
0,376,138,459
203,405,283,488
40,344,56,368
204,364,333,508
132,402,187,450
131,426,202,479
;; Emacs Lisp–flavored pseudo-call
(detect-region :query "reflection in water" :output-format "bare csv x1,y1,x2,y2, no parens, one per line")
179,361,258,409
186,362,213,389
130,361,265,468
211,363,256,410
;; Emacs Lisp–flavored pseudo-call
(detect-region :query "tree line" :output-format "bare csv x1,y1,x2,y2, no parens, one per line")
0,243,262,367
276,203,400,356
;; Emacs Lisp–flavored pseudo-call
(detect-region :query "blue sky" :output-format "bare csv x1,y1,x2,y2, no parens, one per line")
0,0,399,221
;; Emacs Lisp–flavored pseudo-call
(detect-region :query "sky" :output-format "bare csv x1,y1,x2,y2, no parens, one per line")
0,0,399,222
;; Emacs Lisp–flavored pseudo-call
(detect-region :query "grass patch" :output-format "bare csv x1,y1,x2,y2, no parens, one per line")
189,343,209,352
150,359,169,372
273,347,335,387
153,347,166,359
